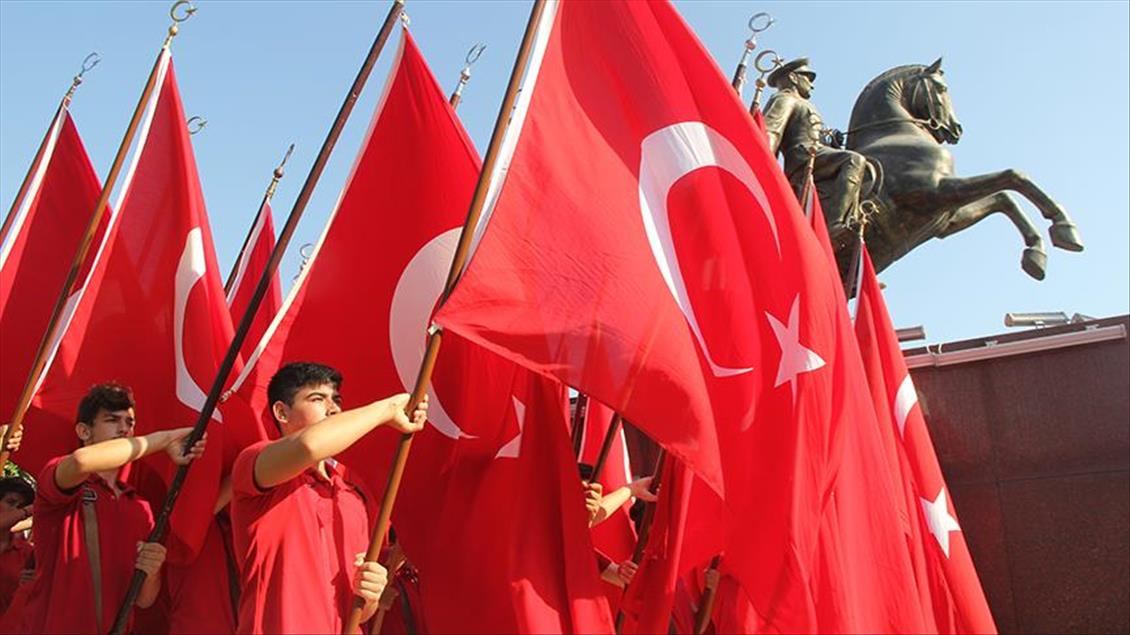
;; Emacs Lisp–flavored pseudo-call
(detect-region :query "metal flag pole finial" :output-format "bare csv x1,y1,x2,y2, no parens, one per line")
164,0,197,47
450,42,486,108
731,12,773,93
186,115,207,135
749,49,783,114
64,52,101,102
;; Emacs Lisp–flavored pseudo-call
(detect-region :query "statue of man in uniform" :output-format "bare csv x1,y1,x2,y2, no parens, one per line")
762,58,867,227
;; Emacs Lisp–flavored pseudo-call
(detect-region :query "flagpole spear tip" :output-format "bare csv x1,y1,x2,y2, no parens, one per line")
274,144,295,180
64,52,101,103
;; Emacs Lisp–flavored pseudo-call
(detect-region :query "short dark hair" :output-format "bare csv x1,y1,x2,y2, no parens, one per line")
76,383,135,426
0,476,35,507
267,362,343,420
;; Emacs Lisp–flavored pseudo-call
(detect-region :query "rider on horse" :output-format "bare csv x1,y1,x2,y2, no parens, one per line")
763,58,867,229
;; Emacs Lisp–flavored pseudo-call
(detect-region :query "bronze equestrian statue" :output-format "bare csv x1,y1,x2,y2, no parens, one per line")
766,57,1084,281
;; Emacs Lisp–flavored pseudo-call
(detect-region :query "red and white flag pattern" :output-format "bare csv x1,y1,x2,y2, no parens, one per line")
436,1,927,630
17,51,238,565
226,198,282,365
855,247,997,634
0,110,110,428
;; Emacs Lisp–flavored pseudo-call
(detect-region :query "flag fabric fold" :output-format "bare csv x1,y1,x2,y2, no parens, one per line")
855,247,997,634
0,110,110,434
226,198,282,365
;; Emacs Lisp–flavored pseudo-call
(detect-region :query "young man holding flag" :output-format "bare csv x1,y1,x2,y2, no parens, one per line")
230,362,427,634
18,382,205,634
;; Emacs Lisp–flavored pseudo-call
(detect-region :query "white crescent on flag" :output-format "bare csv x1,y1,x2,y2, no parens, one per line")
389,228,474,439
174,227,222,422
638,121,780,378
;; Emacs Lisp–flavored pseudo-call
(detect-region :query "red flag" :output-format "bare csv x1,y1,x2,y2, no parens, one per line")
580,399,636,564
0,111,110,431
436,1,926,630
228,32,611,632
226,199,281,364
751,108,768,140
855,248,997,634
17,52,237,565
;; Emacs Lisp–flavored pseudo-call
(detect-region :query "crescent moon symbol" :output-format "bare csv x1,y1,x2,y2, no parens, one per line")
389,228,475,440
638,121,780,378
174,227,222,422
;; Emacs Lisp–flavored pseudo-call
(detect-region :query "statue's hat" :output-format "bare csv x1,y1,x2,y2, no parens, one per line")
768,57,816,88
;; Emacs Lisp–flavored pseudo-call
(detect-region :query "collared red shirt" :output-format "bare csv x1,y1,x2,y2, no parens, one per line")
20,456,154,634
231,441,373,634
0,533,32,615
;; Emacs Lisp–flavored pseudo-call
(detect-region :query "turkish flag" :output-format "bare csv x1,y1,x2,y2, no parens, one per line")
17,52,238,565
0,110,110,431
227,32,611,632
854,248,997,634
225,199,281,366
436,1,926,630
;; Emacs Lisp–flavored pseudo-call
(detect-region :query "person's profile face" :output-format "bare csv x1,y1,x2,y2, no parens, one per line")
274,383,342,433
79,407,136,446
0,492,25,513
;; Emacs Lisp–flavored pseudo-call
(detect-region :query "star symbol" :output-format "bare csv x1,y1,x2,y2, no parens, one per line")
765,296,826,404
494,396,526,460
920,486,962,558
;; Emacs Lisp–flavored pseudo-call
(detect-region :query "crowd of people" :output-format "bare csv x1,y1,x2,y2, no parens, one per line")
0,361,658,634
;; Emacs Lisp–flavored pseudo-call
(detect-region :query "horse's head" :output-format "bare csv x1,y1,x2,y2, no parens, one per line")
909,58,963,144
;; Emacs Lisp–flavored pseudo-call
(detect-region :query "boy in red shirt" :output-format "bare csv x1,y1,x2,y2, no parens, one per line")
19,383,205,634
231,362,426,634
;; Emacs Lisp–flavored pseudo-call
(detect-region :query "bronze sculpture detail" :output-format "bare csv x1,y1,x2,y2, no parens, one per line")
765,57,1084,280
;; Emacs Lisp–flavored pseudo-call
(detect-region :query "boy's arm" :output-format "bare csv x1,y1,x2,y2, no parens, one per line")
54,427,205,491
253,394,426,490
134,542,166,608
592,476,656,526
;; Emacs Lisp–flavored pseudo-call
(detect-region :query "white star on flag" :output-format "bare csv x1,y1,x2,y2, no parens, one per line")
766,295,826,404
920,486,962,558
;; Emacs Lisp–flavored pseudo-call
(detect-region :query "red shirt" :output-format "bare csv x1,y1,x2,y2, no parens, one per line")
0,535,32,616
166,514,238,634
231,441,373,634
21,456,155,634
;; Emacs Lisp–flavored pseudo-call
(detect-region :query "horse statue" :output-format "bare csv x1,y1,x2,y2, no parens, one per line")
835,58,1083,280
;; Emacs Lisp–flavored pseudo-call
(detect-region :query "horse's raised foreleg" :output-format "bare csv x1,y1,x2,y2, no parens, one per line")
939,192,1048,280
936,170,1083,252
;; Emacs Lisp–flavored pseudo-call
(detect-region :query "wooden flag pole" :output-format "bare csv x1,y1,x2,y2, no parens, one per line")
589,413,622,479
0,1,194,469
0,52,99,249
693,555,723,634
614,449,668,633
345,2,548,632
223,144,294,295
108,2,406,632
366,56,483,635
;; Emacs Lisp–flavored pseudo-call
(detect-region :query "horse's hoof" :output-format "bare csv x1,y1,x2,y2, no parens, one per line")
1022,247,1047,280
1050,221,1085,252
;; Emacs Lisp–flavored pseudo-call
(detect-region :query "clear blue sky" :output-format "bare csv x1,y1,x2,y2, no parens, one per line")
2,1,1127,344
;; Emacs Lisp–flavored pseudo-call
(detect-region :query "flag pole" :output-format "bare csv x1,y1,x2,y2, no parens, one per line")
108,2,407,632
345,2,548,632
614,448,668,633
0,53,100,249
364,57,484,635
589,413,622,479
693,555,723,634
223,144,294,295
0,2,194,469
729,12,772,94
